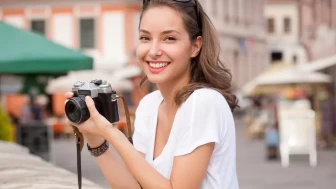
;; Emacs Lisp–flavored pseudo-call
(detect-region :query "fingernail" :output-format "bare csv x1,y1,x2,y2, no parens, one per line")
85,96,93,105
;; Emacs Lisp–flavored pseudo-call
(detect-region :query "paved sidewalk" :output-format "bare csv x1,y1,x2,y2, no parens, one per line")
0,141,105,189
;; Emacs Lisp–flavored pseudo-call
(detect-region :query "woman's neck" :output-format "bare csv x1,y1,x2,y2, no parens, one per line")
156,76,190,112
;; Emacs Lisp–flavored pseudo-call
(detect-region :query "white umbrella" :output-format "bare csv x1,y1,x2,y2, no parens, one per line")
241,64,331,96
241,62,294,95
256,68,331,86
298,54,336,72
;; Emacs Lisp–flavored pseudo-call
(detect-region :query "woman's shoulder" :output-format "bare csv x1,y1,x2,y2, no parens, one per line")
193,88,224,99
188,88,230,109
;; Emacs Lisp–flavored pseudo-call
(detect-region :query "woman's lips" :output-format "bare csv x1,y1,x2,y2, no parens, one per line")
146,61,171,74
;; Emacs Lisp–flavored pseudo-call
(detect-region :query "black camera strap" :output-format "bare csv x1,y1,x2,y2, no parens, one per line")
73,95,134,189
74,127,84,189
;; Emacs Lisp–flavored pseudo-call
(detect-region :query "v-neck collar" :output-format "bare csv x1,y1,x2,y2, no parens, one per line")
150,93,180,164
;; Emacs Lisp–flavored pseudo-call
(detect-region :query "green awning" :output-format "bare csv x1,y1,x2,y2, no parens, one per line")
0,21,93,74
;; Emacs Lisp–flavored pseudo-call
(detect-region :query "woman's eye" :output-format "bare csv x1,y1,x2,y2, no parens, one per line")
139,36,150,41
164,36,176,41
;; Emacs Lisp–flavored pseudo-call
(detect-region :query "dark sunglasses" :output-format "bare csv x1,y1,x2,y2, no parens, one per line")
143,0,201,30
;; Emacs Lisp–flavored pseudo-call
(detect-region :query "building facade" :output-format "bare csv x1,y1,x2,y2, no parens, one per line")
0,0,142,69
0,0,268,89
0,0,146,116
265,0,307,64
265,0,336,64
1,0,269,115
200,0,268,89
300,0,336,61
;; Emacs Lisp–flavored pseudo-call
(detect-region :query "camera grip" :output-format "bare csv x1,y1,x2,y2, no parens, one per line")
98,93,119,123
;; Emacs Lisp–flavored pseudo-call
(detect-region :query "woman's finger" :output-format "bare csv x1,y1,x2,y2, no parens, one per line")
65,92,74,99
65,117,79,128
85,96,102,123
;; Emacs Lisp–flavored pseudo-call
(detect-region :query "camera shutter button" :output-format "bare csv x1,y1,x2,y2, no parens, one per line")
74,81,84,87
93,79,103,85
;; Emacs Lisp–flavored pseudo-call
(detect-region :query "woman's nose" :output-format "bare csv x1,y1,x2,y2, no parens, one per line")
148,40,162,58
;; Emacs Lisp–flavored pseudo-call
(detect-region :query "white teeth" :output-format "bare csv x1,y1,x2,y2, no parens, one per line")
149,62,169,68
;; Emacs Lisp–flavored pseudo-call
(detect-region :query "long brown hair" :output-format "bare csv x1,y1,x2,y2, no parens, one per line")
139,0,238,112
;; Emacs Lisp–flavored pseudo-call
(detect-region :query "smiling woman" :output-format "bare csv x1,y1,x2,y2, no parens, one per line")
65,1,239,189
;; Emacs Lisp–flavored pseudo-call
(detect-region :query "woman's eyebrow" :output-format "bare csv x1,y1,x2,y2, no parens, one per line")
139,29,150,34
162,30,180,35
139,29,180,35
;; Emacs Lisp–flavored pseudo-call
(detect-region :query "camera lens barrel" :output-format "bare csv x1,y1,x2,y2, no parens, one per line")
65,96,90,124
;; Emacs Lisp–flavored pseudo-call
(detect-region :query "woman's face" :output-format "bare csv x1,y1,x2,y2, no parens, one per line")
136,6,200,85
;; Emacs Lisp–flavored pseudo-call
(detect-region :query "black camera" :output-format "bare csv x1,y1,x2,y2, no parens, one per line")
65,79,119,124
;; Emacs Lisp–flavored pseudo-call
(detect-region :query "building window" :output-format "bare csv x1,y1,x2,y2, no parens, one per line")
31,20,46,35
224,0,230,22
267,18,275,33
233,0,239,24
271,51,283,63
254,0,260,27
284,17,291,33
79,18,95,49
244,0,250,27
212,0,218,17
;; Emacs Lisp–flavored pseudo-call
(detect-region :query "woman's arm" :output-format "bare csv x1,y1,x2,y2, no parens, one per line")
70,96,214,189
105,127,214,189
86,135,144,189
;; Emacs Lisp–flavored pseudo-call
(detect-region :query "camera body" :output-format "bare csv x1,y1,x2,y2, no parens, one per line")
65,79,119,124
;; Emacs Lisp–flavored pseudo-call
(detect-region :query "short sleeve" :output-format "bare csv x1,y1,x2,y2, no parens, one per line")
174,89,226,156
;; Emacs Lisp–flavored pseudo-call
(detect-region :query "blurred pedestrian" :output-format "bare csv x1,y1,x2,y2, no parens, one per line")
31,98,42,121
264,97,279,160
319,89,334,149
20,96,33,124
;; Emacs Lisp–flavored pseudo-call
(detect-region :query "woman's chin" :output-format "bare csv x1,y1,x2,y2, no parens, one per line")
147,75,167,84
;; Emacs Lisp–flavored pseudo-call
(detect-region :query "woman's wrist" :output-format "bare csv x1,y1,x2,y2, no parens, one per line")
87,139,109,157
85,134,105,148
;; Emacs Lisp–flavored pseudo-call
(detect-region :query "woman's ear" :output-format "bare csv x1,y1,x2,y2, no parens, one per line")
191,36,203,58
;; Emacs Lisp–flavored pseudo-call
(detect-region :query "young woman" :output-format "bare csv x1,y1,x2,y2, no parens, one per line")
65,0,239,188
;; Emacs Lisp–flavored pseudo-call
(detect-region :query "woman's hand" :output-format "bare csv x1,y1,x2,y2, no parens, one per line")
64,92,115,146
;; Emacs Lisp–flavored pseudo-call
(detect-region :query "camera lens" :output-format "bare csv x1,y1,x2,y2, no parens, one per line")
65,97,90,124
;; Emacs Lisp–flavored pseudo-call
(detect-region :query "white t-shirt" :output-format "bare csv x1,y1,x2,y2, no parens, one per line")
133,88,239,189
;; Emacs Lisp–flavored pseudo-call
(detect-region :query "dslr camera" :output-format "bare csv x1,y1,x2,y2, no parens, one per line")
65,79,119,124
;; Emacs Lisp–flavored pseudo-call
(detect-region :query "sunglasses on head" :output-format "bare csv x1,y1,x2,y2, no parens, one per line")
143,0,201,29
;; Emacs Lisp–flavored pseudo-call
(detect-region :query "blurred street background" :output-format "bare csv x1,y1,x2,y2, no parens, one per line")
53,119,336,189
0,0,336,188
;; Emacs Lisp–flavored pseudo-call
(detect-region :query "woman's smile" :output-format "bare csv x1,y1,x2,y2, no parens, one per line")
146,61,171,74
